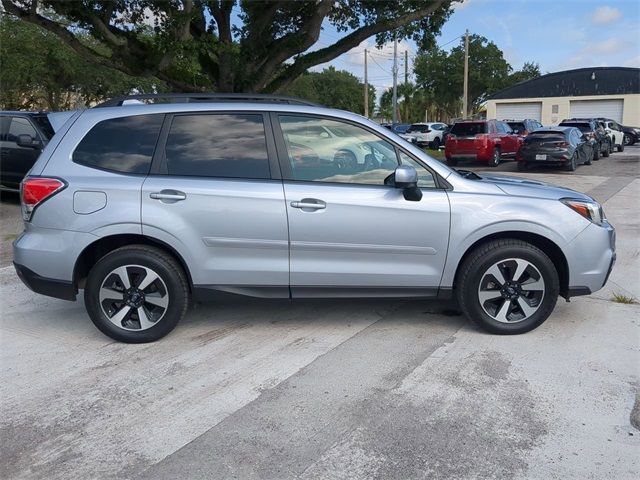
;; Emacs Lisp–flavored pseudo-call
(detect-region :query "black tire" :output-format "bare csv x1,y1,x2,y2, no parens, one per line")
488,147,500,167
84,245,189,343
593,143,600,160
584,152,592,165
456,239,559,335
565,153,577,171
446,156,458,166
432,137,441,150
602,141,610,157
517,161,527,172
623,133,633,146
334,150,357,170
617,143,624,153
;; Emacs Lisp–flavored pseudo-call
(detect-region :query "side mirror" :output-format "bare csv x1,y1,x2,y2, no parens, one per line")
16,134,41,149
393,165,422,202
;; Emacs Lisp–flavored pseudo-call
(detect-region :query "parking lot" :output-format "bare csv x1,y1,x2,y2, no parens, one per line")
1,147,639,479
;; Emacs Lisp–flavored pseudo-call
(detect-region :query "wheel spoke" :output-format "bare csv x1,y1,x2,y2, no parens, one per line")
100,287,124,301
478,290,502,303
137,307,154,330
485,264,506,286
521,278,544,291
137,268,159,291
512,259,530,283
109,305,132,325
517,297,537,318
145,293,168,309
113,266,131,289
495,300,511,323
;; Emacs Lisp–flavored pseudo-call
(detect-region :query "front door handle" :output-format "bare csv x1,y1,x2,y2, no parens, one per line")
150,190,187,203
290,199,326,210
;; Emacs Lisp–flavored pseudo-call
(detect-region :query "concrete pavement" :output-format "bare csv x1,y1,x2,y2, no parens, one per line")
1,169,639,479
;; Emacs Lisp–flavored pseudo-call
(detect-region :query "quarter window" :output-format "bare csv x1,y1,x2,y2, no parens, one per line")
73,114,163,174
279,115,398,185
164,114,270,179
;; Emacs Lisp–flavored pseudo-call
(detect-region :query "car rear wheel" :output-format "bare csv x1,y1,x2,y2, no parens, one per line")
565,153,577,171
488,148,500,167
85,245,189,343
456,239,559,334
617,143,624,153
602,141,610,157
431,137,440,150
623,133,633,146
593,143,600,160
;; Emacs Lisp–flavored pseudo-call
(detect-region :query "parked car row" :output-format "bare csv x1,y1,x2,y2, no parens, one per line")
441,116,633,172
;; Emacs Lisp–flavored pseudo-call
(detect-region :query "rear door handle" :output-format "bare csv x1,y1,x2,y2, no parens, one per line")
150,190,187,202
290,199,326,210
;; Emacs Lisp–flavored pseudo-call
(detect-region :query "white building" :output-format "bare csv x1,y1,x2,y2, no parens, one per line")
486,67,639,126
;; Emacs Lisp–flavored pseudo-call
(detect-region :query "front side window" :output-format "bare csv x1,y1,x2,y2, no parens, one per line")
164,114,270,179
8,117,37,142
399,152,436,188
279,115,398,185
73,114,163,174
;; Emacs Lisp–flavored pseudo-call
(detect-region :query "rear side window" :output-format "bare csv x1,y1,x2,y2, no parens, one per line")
507,122,525,134
407,124,429,133
164,114,270,179
8,117,37,142
450,122,487,136
559,122,591,133
73,114,163,174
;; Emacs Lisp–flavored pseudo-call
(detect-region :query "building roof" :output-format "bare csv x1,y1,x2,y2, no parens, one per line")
488,67,640,100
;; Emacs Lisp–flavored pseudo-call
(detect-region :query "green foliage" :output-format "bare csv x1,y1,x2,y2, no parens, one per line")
2,0,460,93
286,67,375,115
378,82,433,123
0,15,165,110
413,34,541,120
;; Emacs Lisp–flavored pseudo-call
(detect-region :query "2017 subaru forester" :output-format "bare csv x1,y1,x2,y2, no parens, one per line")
13,94,616,343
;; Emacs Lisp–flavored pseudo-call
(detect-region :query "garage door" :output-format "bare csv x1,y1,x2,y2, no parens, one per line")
569,99,623,122
496,102,542,122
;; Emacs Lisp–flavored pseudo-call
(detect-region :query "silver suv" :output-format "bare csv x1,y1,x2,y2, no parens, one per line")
13,94,616,343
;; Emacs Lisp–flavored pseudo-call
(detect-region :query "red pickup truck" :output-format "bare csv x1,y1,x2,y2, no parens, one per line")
445,119,522,167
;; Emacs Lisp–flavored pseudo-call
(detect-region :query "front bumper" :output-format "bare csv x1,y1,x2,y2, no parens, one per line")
564,221,616,296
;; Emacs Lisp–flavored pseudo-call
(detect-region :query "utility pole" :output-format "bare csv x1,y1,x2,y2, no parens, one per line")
364,49,368,118
404,50,408,84
392,36,398,124
463,29,469,119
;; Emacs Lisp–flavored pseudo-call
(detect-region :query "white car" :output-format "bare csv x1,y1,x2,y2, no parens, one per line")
597,119,625,152
406,122,448,149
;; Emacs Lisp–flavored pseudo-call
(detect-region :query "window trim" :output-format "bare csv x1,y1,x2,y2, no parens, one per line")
151,111,281,180
271,112,449,190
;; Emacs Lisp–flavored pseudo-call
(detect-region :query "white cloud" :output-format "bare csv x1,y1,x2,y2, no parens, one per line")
453,0,473,11
591,6,621,24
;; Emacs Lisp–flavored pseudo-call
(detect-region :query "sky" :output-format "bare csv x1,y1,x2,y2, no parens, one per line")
311,0,640,100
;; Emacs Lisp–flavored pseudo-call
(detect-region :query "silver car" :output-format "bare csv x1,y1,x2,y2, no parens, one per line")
13,94,616,343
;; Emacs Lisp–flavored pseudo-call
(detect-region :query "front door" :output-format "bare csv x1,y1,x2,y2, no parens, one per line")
142,112,289,293
274,114,450,296
0,116,42,188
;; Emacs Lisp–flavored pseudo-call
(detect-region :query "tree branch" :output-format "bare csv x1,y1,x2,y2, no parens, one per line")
264,0,445,92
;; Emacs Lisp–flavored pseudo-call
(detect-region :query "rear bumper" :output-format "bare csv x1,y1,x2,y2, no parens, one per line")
14,262,77,300
519,152,571,164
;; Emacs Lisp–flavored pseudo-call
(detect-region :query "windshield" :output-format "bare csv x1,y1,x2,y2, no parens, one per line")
450,122,487,136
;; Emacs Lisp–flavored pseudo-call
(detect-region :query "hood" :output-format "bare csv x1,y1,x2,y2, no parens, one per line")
477,173,594,202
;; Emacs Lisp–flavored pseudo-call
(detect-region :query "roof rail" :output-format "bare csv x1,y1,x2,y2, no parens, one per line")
94,93,318,108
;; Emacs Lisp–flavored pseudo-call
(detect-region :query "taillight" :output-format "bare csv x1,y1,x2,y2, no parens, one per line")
21,177,66,221
554,141,570,148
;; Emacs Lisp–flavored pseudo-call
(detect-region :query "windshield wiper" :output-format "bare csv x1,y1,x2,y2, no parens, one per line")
456,169,482,179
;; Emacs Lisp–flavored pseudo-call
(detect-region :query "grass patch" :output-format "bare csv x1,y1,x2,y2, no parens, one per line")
611,292,639,304
3,234,18,241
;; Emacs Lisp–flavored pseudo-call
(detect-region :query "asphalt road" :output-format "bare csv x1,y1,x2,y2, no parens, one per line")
0,146,638,479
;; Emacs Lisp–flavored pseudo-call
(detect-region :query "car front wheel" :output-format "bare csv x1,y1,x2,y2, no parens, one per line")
84,245,189,343
456,239,559,334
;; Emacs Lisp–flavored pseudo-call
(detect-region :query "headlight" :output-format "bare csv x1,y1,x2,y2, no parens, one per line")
561,198,606,226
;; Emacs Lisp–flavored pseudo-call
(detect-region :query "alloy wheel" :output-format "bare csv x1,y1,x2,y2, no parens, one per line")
99,264,169,331
477,258,545,323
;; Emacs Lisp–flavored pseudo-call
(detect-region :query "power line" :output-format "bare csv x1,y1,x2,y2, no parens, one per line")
369,55,392,73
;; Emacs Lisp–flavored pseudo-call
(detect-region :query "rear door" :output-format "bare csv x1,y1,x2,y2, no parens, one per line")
274,114,450,295
0,116,42,188
141,112,289,293
498,121,519,155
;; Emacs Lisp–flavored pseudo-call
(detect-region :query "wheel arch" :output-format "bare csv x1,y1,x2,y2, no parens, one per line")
74,234,193,293
452,231,569,299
